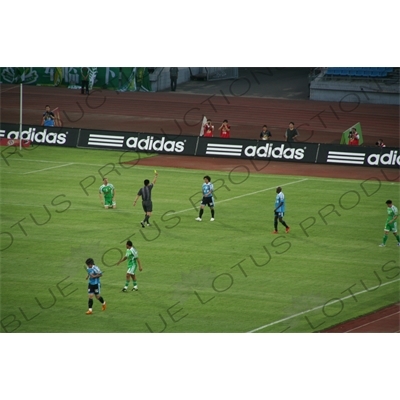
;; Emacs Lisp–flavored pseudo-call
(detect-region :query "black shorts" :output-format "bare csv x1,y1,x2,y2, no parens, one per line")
88,284,100,294
274,211,284,218
142,200,153,212
201,197,214,207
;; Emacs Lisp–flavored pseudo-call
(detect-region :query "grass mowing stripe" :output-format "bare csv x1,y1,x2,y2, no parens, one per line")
247,278,400,333
166,178,309,215
0,178,306,215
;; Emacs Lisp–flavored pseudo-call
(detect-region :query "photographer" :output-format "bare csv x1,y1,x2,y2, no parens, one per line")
41,105,55,127
203,119,214,137
348,127,359,146
376,139,386,148
260,124,272,140
219,119,231,138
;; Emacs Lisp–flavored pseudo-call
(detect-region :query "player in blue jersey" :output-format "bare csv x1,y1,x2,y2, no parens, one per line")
196,175,215,222
85,258,106,314
273,187,290,234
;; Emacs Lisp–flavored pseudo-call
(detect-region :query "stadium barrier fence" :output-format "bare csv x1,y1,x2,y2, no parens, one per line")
0,123,398,169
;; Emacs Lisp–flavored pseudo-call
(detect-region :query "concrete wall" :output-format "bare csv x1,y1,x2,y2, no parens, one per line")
149,67,201,92
310,75,400,105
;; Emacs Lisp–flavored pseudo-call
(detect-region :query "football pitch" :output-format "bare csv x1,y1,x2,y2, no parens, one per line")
1,146,399,333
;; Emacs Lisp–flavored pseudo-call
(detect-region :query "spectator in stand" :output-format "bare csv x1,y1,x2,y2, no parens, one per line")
203,119,214,137
170,67,179,91
284,122,299,142
81,67,89,95
348,128,360,146
260,125,272,140
376,139,386,148
219,119,231,138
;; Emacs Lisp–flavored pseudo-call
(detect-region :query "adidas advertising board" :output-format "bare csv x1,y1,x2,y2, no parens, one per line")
2,123,398,168
318,144,400,169
0,123,79,147
78,130,198,155
196,138,318,163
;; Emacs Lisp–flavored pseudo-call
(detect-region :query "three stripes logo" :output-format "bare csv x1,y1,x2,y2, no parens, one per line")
88,133,124,148
327,151,365,165
205,143,243,156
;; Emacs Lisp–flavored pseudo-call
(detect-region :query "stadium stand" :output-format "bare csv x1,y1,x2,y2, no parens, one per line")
325,67,394,78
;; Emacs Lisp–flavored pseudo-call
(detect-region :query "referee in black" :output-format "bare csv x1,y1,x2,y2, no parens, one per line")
134,172,158,227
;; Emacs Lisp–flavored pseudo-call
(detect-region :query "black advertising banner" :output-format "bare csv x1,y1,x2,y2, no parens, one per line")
77,129,136,150
196,137,255,158
0,123,79,147
78,129,198,156
2,122,398,169
317,144,400,169
196,137,319,163
245,140,319,163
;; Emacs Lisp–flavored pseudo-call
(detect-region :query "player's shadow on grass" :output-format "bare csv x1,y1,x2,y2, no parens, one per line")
214,220,249,233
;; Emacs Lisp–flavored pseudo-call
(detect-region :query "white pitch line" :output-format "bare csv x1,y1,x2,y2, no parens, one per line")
22,163,74,175
166,178,309,215
247,278,400,333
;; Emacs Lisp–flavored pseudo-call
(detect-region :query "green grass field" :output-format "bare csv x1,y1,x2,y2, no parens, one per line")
1,146,399,333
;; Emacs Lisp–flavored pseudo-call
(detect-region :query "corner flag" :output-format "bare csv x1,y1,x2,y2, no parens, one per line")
199,115,207,136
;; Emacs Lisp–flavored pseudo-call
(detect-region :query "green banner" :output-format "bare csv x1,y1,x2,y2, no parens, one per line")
0,67,152,92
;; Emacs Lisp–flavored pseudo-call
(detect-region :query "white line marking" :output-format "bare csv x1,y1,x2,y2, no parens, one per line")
166,178,309,215
0,85,20,93
247,278,400,333
344,311,400,333
22,163,74,175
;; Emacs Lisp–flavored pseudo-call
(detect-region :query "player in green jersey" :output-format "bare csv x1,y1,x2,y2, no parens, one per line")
99,177,116,209
117,240,143,291
379,200,400,247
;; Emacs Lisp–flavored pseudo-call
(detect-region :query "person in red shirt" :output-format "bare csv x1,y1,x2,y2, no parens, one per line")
348,128,359,146
203,119,214,137
219,119,230,138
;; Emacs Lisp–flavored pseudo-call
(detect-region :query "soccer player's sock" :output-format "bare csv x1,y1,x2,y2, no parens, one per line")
133,280,137,287
98,296,104,303
382,235,388,244
88,298,93,309
199,209,204,218
211,209,215,218
274,219,278,231
281,220,288,228
395,234,400,243
125,280,130,287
